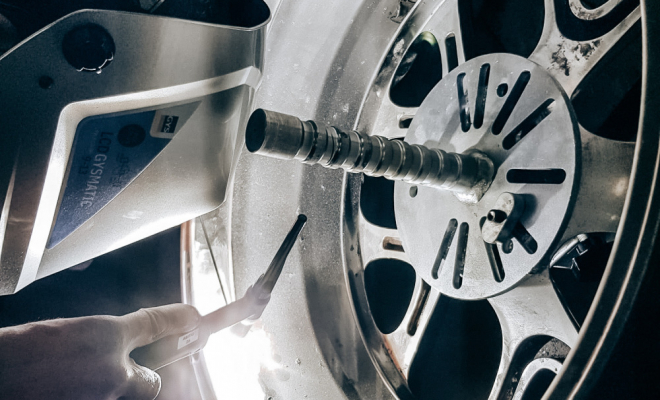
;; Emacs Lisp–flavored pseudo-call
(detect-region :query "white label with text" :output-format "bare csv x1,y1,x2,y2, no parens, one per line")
177,329,199,349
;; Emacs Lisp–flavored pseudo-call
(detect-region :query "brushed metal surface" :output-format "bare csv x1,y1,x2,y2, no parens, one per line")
0,9,267,293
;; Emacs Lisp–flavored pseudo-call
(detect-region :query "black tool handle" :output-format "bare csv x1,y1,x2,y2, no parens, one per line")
256,214,307,294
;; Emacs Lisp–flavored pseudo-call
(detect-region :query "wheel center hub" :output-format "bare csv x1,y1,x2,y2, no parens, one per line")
394,53,579,300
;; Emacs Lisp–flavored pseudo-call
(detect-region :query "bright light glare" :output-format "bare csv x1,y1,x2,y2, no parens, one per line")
203,324,278,399
190,219,276,399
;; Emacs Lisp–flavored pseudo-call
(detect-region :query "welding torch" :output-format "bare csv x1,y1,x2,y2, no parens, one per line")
130,214,307,370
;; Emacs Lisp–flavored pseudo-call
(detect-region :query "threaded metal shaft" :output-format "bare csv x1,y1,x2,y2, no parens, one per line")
245,109,494,201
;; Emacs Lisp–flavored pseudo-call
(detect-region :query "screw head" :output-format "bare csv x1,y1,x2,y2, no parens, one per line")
62,24,115,73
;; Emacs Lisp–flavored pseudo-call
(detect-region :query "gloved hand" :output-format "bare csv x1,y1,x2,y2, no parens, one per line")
0,303,200,400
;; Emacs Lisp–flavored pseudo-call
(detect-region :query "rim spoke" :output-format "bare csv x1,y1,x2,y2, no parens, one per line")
487,269,578,399
420,0,467,72
358,217,436,376
384,280,441,377
359,221,408,266
361,0,466,138
560,126,634,243
529,0,640,97
568,0,628,19
512,358,564,400
351,208,427,395
367,97,418,139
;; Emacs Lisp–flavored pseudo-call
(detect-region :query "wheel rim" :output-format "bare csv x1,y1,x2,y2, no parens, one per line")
341,0,647,399
187,0,655,399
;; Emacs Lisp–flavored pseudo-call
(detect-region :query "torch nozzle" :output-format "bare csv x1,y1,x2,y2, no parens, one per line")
253,214,307,297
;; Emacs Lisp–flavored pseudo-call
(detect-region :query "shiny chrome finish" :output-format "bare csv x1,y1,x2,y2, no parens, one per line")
341,0,643,399
246,108,494,200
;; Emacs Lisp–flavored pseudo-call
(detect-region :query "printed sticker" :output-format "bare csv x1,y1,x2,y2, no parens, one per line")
177,329,199,350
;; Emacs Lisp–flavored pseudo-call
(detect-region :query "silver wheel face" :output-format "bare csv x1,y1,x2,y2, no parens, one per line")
344,0,640,399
